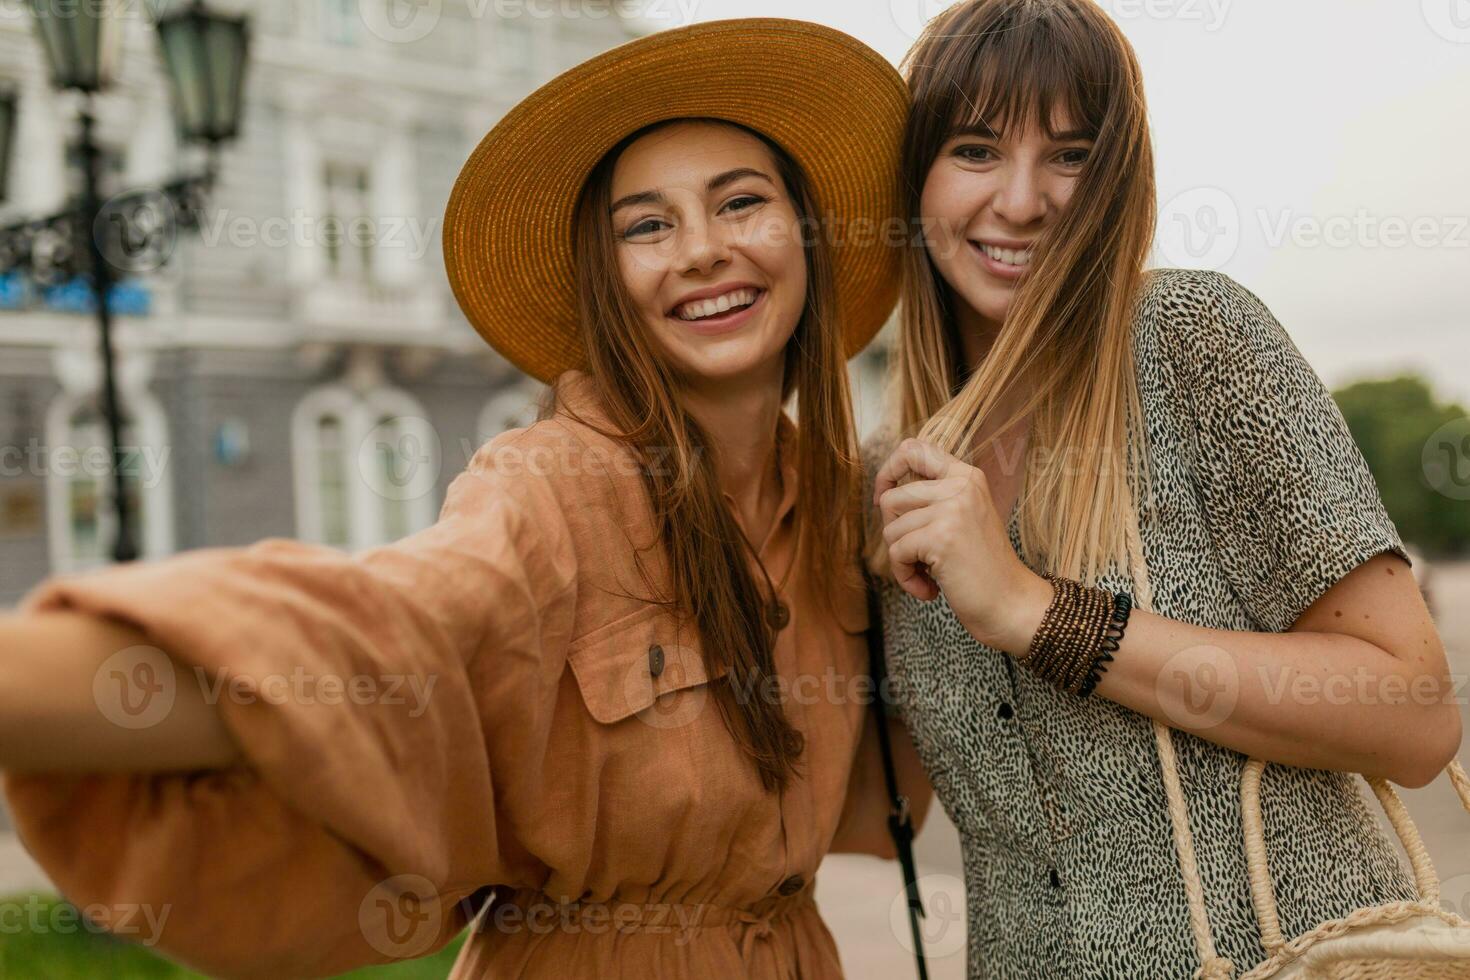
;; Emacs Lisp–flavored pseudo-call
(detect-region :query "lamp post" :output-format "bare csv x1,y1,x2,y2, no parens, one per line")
0,88,15,205
0,0,249,564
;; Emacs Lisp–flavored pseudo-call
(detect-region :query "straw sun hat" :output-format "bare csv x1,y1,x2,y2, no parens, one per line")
442,18,908,384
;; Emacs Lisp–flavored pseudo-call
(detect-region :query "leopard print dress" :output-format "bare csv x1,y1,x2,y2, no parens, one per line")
868,268,1420,979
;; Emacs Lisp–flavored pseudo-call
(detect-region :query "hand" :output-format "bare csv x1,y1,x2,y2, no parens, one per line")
873,439,1052,655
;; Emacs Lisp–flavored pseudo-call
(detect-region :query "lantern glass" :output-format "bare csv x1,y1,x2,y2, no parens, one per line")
156,5,249,145
28,0,124,92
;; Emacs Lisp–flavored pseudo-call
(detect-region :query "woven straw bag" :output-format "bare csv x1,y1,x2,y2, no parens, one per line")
1126,525,1470,979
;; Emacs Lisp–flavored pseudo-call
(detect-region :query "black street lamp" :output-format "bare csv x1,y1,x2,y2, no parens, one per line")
0,88,14,205
0,0,250,564
156,3,250,147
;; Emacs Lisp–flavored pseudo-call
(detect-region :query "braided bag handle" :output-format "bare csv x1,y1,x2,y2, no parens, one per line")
1122,517,1470,980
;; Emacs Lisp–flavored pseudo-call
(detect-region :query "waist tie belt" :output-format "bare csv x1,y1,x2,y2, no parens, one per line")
477,879,818,975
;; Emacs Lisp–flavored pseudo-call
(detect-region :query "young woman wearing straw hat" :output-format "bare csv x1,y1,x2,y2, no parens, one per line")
864,0,1464,977
0,19,932,979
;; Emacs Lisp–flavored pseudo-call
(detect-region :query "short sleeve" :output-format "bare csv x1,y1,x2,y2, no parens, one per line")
1,437,579,979
1154,269,1410,633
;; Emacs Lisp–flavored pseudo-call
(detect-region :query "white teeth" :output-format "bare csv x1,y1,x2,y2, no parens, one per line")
674,287,759,320
979,243,1033,267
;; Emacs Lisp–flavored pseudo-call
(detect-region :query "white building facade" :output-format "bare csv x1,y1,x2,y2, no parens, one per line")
0,1,641,603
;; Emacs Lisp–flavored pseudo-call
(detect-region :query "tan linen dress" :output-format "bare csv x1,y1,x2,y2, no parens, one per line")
3,370,897,980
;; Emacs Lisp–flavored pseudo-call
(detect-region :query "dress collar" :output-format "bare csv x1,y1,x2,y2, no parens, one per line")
551,370,800,554
722,411,799,558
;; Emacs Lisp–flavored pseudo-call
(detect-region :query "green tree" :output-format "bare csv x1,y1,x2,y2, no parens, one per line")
1333,375,1470,558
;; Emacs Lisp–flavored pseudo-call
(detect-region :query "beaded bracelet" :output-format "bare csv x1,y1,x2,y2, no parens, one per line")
1057,581,1111,693
1022,576,1134,698
1076,591,1133,698
1021,576,1108,692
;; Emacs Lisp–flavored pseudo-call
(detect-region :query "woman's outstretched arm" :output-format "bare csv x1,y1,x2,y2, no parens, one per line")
0,609,240,773
0,430,579,979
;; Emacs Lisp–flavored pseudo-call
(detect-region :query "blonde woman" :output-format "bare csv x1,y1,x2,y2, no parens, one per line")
866,1,1462,977
0,20,930,980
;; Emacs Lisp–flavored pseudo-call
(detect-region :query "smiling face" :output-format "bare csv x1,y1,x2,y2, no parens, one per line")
608,121,808,388
919,111,1094,334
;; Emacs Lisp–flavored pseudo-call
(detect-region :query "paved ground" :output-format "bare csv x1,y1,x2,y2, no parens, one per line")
0,830,44,895
3,563,1467,980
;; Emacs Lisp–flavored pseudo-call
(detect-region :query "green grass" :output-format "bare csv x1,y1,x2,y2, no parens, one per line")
0,894,467,980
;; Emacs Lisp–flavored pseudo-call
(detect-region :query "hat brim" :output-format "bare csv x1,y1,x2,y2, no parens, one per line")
442,18,907,384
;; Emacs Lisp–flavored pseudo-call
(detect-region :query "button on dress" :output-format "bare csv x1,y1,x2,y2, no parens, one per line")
4,370,899,980
869,269,1422,979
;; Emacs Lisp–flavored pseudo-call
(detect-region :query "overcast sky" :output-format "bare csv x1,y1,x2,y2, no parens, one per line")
642,0,1470,405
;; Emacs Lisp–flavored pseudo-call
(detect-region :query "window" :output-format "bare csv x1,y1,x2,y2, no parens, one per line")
64,410,146,568
293,385,438,550
46,390,174,572
322,161,373,281
370,411,415,543
315,413,351,548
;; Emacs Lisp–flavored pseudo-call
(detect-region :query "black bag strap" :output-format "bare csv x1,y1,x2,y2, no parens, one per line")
865,573,929,980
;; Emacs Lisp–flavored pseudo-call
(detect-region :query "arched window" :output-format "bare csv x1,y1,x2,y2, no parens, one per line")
293,384,438,550
315,412,351,548
362,388,439,546
45,391,174,572
292,385,360,549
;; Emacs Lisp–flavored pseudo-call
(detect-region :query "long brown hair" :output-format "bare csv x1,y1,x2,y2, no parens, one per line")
568,118,860,792
877,0,1157,584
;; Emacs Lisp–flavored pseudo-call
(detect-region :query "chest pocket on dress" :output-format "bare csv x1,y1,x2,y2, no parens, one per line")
567,603,729,726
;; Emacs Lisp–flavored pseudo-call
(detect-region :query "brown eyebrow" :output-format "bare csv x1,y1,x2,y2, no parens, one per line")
707,167,775,192
946,123,1095,142
610,189,665,213
609,167,777,214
